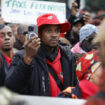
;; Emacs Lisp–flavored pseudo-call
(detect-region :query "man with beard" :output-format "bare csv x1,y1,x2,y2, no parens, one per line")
5,13,77,97
70,25,82,47
14,24,28,51
0,25,15,86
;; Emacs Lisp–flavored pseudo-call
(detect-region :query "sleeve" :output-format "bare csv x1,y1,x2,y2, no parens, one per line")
69,15,76,31
0,54,5,86
0,68,5,86
5,53,34,94
71,52,78,86
65,15,76,41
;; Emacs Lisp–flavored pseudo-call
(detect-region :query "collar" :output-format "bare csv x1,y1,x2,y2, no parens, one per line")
37,44,58,61
46,48,61,64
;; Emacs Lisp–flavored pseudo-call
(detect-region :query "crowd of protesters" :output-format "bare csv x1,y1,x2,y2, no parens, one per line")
0,0,105,105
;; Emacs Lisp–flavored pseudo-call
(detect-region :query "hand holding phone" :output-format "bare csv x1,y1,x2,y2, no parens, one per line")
28,25,38,40
28,32,37,40
76,0,80,9
24,34,40,64
72,1,79,16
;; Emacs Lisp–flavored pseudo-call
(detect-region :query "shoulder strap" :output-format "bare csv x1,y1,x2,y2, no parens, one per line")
47,64,63,91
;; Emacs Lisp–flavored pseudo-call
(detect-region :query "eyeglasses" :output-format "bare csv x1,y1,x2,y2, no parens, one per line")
19,31,28,36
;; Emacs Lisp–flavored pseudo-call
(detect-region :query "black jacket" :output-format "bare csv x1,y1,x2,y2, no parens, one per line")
0,54,5,86
66,15,76,41
5,44,77,96
0,53,9,86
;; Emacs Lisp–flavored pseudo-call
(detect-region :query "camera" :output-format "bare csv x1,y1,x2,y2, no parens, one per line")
28,25,37,40
74,12,85,25
76,0,80,9
28,32,37,39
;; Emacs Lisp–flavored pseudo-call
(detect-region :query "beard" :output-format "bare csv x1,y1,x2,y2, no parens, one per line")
1,47,12,52
41,42,58,49
41,39,59,48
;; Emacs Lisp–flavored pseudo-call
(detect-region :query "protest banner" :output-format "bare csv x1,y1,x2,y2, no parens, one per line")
1,0,66,25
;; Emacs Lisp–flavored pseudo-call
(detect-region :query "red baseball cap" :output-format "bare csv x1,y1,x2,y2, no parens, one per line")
37,13,70,33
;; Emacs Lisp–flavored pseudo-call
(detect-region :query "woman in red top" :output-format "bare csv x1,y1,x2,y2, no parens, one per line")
58,51,102,99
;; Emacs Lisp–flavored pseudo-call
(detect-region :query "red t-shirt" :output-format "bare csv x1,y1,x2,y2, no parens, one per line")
46,49,63,97
3,54,13,66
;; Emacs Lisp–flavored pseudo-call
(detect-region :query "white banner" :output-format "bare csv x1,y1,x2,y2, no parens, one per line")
15,95,86,105
1,0,66,25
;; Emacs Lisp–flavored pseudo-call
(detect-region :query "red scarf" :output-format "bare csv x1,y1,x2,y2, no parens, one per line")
79,80,99,99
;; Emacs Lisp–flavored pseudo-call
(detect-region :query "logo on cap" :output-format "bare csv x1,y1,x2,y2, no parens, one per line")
48,16,53,19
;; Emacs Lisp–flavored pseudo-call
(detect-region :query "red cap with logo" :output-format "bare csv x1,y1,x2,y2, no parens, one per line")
37,13,70,33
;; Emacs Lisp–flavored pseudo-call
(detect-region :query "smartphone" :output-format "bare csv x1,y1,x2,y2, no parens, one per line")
76,0,80,8
28,32,37,39
28,25,37,40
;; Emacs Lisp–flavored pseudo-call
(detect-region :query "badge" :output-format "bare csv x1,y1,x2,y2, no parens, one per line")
60,72,63,78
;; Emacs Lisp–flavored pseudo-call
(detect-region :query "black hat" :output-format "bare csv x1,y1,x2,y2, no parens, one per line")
74,17,84,25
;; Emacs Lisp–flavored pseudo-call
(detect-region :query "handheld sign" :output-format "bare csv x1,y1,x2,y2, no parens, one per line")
1,0,66,25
